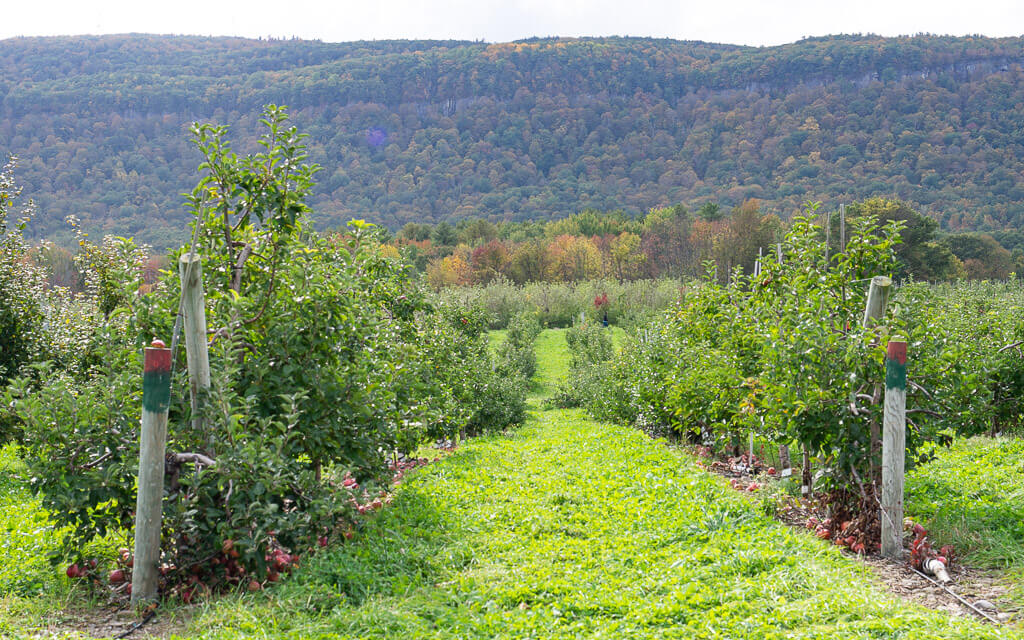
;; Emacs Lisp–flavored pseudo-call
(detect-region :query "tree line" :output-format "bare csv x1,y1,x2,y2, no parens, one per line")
392,199,1022,288
1,34,1022,247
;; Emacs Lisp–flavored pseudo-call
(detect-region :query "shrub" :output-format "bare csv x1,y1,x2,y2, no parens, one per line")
495,311,542,381
0,157,47,392
549,321,614,410
436,278,681,329
6,107,528,597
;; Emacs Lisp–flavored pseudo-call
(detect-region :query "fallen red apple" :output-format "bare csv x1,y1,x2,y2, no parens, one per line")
109,569,126,584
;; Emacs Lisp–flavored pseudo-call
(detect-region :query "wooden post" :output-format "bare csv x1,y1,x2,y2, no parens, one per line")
179,254,210,434
839,203,846,251
863,275,892,487
881,338,908,559
132,341,172,604
862,276,892,328
824,211,831,266
778,444,791,475
801,447,812,495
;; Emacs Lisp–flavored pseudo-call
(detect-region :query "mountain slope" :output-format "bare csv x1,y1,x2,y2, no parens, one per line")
1,34,1022,247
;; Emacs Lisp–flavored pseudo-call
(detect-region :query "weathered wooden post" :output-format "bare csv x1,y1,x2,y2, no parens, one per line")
863,275,892,486
862,276,892,327
778,444,791,476
801,447,812,495
824,210,831,266
179,253,210,434
839,203,846,251
881,338,908,559
131,340,172,604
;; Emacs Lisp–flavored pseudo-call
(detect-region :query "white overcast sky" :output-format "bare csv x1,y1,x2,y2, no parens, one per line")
0,0,1021,46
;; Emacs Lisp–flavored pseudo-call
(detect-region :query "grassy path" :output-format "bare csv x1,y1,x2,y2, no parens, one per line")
174,329,1011,639
0,328,1017,637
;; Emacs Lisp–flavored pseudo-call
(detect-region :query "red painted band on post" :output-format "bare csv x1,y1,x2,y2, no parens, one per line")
144,347,172,374
886,341,907,365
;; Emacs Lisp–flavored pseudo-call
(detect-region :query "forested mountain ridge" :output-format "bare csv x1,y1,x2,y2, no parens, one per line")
1,33,1023,247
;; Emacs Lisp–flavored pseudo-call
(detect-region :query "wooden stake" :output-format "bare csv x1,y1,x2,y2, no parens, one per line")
862,276,892,328
824,211,831,266
801,447,812,495
881,338,907,559
863,275,892,487
179,254,210,435
839,203,846,251
132,341,172,604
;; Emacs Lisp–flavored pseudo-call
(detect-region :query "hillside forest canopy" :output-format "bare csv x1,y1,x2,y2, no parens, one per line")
0,33,1023,249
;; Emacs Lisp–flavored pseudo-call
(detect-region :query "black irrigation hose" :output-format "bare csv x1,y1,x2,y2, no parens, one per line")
114,607,158,639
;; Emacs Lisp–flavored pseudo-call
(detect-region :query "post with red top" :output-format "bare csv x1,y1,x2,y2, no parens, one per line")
881,337,908,559
131,339,172,604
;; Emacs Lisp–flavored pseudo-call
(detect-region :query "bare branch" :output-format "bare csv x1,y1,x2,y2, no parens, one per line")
172,452,216,467
998,340,1024,354
79,450,115,470
906,408,942,418
230,243,254,292
907,380,933,399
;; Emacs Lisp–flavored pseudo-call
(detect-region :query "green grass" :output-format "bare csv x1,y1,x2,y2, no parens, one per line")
0,444,79,638
3,329,1022,638
529,326,624,401
176,408,1012,639
531,328,570,400
907,436,1024,571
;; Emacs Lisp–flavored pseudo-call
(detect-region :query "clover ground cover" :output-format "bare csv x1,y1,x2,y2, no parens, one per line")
173,331,1012,639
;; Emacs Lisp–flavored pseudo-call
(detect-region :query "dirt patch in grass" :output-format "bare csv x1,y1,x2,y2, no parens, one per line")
33,604,190,639
861,555,1017,623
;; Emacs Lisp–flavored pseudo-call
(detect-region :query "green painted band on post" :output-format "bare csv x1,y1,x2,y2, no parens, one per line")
885,341,907,391
143,347,172,414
